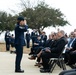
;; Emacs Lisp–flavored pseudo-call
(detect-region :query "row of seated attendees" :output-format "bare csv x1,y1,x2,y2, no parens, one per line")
59,30,76,75
29,31,47,55
28,30,68,73
64,31,76,66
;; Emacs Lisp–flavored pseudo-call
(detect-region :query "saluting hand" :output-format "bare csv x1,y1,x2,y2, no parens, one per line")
24,20,27,25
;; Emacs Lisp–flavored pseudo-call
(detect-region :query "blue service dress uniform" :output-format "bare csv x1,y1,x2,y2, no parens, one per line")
5,31,11,51
31,32,38,47
26,33,30,48
32,38,43,53
15,24,28,71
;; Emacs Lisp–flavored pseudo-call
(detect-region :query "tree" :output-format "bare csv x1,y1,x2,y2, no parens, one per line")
0,11,17,31
19,1,69,33
0,1,70,33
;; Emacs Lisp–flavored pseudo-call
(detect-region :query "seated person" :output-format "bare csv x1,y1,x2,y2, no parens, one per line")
29,35,44,55
68,50,76,67
33,33,54,66
34,33,54,57
64,32,76,65
41,31,47,46
29,32,58,67
39,30,67,73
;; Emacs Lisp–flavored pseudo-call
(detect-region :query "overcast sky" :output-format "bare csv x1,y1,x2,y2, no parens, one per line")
0,0,76,34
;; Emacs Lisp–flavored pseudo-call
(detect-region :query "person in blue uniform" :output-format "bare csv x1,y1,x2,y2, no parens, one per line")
29,35,43,55
10,34,15,47
41,31,47,46
10,34,16,54
14,16,28,73
5,30,11,51
26,30,30,48
31,29,38,47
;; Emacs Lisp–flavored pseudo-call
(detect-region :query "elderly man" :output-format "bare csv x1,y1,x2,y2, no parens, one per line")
65,31,76,65
40,30,67,73
59,31,76,75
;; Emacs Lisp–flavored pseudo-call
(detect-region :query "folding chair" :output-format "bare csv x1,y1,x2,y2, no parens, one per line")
49,47,66,73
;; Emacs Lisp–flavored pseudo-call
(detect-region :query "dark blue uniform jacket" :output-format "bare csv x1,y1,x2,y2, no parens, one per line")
15,24,28,46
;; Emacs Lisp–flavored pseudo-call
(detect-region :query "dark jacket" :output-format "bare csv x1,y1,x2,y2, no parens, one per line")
34,39,43,48
41,35,47,42
50,40,58,49
15,24,28,46
51,37,67,54
44,39,52,47
31,32,38,41
5,32,11,44
26,33,30,41
10,37,15,47
72,38,76,50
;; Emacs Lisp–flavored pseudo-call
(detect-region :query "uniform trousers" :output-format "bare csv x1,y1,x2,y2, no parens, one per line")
15,45,23,70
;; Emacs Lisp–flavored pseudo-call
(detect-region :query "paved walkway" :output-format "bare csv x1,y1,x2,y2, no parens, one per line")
0,52,71,75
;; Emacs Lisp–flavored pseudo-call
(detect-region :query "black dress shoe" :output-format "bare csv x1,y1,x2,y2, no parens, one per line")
28,56,36,60
29,53,33,55
15,70,24,73
40,69,50,73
